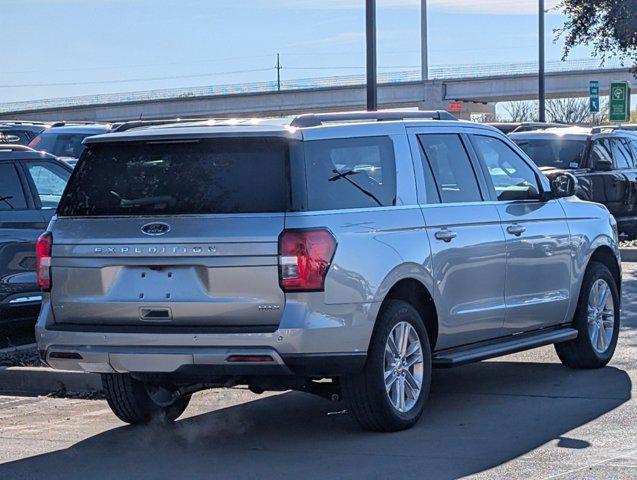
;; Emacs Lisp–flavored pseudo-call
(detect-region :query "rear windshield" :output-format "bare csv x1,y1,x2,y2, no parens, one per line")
513,138,588,169
57,138,289,216
29,132,95,158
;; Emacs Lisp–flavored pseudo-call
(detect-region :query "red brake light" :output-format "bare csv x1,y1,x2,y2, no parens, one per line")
36,232,52,291
28,136,42,149
279,229,336,292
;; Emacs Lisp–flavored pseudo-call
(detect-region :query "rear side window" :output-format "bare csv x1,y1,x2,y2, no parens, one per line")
29,133,93,158
58,138,290,216
303,136,396,210
0,164,27,210
418,134,482,203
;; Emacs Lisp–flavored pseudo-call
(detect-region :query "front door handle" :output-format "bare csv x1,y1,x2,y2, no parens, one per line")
507,224,527,236
434,229,457,242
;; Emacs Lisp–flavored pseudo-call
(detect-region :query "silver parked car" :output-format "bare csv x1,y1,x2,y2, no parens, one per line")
36,112,621,432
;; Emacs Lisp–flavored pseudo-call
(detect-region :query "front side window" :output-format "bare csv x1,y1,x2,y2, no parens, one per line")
610,138,633,169
590,140,613,166
26,162,70,209
472,135,540,201
0,164,27,210
303,136,396,210
418,134,482,203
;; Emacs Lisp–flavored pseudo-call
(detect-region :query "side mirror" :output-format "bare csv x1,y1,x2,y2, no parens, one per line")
594,158,613,172
547,172,577,198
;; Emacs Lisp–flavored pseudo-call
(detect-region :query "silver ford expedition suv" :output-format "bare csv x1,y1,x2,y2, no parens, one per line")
36,112,622,432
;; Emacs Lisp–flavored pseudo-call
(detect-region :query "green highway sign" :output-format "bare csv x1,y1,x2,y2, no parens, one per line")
610,81,631,122
589,80,600,113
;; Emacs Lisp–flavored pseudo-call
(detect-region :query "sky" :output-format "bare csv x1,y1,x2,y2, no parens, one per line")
1,0,598,104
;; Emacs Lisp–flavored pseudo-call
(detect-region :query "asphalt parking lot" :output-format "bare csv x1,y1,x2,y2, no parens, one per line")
0,266,635,480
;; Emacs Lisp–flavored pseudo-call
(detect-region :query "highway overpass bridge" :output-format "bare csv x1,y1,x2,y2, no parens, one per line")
0,59,633,122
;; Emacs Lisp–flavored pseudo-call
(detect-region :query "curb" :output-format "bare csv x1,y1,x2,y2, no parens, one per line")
0,366,102,396
0,343,38,355
620,248,637,262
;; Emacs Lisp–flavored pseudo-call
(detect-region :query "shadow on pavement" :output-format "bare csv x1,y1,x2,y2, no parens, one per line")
0,360,631,480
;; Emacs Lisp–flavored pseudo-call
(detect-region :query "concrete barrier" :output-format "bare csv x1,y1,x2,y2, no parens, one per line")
0,366,102,396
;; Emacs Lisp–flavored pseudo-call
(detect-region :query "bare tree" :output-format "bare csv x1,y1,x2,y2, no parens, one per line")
546,98,591,124
503,101,537,122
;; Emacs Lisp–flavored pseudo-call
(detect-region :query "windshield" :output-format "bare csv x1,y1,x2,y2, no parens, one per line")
29,132,96,158
57,137,290,216
514,138,588,169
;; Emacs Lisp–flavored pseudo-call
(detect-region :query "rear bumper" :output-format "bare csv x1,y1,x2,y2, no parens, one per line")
36,299,374,377
40,345,366,377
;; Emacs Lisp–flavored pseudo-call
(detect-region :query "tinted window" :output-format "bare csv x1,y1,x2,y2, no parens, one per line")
58,138,290,216
418,134,482,203
26,162,70,209
29,132,95,158
514,138,587,169
0,129,30,145
304,136,396,210
0,164,27,210
609,138,632,169
629,139,637,163
472,135,540,201
591,140,613,165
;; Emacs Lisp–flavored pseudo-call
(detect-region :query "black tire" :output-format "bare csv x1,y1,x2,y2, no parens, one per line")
102,374,191,425
342,300,432,432
555,261,620,369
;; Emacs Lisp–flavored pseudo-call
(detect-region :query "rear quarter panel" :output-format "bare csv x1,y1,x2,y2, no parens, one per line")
283,128,434,353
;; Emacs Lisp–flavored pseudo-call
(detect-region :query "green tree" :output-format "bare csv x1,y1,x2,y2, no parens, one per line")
560,0,637,68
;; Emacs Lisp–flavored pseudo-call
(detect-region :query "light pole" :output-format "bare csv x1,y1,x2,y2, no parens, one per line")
366,0,378,111
539,0,546,122
421,0,428,82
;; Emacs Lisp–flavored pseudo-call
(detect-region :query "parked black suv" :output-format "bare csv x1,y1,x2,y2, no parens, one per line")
28,122,111,166
488,122,569,135
0,144,72,322
511,126,637,237
0,121,48,146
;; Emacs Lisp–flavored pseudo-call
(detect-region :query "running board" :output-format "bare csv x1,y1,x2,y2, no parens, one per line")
432,328,578,368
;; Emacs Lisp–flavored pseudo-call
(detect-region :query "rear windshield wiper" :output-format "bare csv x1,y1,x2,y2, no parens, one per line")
328,169,383,207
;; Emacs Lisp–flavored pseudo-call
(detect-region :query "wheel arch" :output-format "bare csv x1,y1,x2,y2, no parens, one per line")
376,277,439,351
588,245,621,295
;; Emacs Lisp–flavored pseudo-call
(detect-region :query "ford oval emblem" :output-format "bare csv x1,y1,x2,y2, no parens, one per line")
141,222,171,236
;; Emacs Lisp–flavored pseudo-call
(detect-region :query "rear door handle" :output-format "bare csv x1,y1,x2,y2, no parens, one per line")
434,229,457,242
506,224,527,236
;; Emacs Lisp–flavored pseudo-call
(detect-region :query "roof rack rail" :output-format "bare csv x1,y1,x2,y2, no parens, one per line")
289,110,457,128
0,120,49,126
110,118,200,133
591,126,624,134
0,144,35,152
50,121,107,128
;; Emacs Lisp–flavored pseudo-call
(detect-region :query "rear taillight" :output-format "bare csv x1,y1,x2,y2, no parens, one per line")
279,229,336,292
36,232,52,291
28,136,42,148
